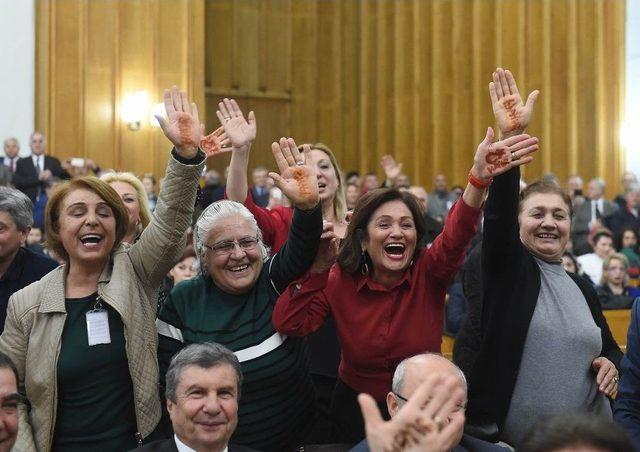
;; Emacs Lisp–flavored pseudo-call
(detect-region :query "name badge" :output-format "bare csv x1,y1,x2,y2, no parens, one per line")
86,309,111,346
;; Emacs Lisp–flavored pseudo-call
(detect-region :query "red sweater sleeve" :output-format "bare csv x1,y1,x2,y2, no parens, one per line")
272,271,332,336
230,190,292,252
421,198,481,288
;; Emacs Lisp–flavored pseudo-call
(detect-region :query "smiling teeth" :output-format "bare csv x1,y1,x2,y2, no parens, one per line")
230,265,249,272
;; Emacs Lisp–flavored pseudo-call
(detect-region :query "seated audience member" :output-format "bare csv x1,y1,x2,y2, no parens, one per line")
63,158,101,178
560,251,593,284
0,86,205,451
406,185,443,246
141,173,159,211
2,137,20,184
158,246,197,316
0,163,9,187
566,174,583,202
614,171,639,210
0,352,20,452
346,171,361,187
466,68,621,448
605,183,640,239
101,171,153,244
577,230,615,284
135,343,257,452
520,413,634,452
0,187,58,331
572,178,618,256
618,227,640,287
353,355,510,452
362,173,380,192
445,275,468,337
614,297,640,448
273,91,540,443
265,186,290,210
597,254,640,309
380,155,410,189
346,183,361,211
157,138,323,451
250,166,270,208
427,174,458,222
200,169,224,209
25,226,46,255
12,131,71,203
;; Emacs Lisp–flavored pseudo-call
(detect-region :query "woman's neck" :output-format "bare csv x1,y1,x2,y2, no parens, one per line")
607,282,624,295
322,200,347,239
65,259,106,298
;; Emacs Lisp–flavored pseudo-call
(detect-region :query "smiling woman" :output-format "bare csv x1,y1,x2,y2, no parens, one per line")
0,85,206,452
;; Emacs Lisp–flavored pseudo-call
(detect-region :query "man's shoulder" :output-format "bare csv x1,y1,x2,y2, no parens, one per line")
349,439,369,452
22,247,59,272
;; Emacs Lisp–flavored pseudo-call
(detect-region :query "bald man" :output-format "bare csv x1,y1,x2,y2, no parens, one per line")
351,354,510,452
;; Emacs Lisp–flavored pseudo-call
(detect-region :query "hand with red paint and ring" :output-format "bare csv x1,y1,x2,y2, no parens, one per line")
216,98,256,152
490,68,540,137
268,138,319,211
469,127,540,183
155,85,203,160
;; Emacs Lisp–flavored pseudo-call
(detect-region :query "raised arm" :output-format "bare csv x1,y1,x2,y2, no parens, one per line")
266,138,323,291
218,98,256,203
128,86,205,290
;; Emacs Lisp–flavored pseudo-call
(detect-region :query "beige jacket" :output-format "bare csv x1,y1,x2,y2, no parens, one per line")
0,154,204,451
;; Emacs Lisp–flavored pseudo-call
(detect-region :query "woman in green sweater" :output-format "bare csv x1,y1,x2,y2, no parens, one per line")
157,136,324,451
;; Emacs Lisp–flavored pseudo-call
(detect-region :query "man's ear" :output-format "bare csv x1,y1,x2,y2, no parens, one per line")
386,391,399,418
19,227,31,246
166,398,175,418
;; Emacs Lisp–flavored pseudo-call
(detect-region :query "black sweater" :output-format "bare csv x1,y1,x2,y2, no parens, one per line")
466,166,622,439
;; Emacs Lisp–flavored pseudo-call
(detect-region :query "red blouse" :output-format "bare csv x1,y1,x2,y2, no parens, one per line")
241,191,292,252
272,199,481,401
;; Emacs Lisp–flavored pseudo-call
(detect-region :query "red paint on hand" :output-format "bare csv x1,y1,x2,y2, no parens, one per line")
177,112,196,146
200,132,229,157
501,97,522,132
292,167,313,199
485,146,510,176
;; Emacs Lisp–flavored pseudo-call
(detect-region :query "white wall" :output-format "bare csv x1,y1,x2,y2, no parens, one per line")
0,0,34,157
626,0,640,177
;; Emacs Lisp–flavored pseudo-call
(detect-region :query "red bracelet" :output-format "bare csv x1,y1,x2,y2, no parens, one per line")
468,170,492,190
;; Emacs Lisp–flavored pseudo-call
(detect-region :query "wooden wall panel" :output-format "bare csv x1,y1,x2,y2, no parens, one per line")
203,0,626,197
36,0,204,180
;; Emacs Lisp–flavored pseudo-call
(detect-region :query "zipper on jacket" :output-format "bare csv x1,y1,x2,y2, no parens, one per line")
135,431,143,447
48,311,66,451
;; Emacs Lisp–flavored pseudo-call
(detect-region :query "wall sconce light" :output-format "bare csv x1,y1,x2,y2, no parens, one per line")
121,90,150,131
149,103,166,127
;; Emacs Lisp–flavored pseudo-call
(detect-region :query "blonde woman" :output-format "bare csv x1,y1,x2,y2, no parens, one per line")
100,172,153,243
597,253,640,310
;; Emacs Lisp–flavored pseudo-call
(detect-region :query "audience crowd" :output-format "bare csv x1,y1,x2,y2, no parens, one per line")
1,68,640,452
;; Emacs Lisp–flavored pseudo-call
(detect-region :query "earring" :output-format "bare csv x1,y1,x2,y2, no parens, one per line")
361,250,369,275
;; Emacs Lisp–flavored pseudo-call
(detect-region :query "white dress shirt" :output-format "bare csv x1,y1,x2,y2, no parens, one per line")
31,154,43,173
174,434,228,452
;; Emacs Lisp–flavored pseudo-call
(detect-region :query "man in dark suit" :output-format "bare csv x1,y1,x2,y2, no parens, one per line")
12,131,70,203
2,137,21,185
250,166,270,208
571,178,618,256
135,343,257,452
605,184,640,240
351,354,510,452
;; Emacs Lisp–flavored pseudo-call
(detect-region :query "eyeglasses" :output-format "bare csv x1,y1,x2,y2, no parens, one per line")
204,236,260,255
393,392,466,412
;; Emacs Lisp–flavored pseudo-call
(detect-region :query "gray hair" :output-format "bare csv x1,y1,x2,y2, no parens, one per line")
589,178,606,191
193,200,270,276
391,353,467,395
165,342,243,403
626,183,640,195
0,187,33,231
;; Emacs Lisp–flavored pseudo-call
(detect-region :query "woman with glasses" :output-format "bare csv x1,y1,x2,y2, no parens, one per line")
156,139,323,451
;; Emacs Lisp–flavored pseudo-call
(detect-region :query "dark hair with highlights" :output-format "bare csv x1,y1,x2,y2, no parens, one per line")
338,188,426,274
45,177,129,262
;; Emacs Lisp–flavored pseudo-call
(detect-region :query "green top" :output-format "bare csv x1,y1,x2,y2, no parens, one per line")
53,293,138,451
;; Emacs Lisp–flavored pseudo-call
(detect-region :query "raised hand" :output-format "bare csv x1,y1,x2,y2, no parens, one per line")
381,155,403,185
470,127,539,182
310,221,339,273
268,138,319,211
155,86,203,159
200,126,231,158
216,98,256,151
359,375,466,452
490,68,539,136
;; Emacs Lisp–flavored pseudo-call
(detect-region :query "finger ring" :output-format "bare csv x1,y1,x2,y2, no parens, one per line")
225,117,231,121
511,153,520,162
614,376,620,383
296,160,305,166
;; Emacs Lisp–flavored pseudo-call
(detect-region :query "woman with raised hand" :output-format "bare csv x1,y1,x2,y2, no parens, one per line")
156,139,323,451
272,102,540,443
466,68,622,447
219,98,347,440
0,86,206,451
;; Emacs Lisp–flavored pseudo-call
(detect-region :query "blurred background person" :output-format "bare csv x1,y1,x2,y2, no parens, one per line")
596,253,640,310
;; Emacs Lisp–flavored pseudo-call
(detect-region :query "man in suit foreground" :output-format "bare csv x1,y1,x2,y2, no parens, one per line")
571,178,618,256
135,343,256,452
351,354,510,452
12,131,70,203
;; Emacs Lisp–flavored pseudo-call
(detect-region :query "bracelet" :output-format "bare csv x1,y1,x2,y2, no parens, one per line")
467,170,492,190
